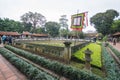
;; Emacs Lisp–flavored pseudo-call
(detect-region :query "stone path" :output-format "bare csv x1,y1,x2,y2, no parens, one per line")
109,42,120,52
0,54,27,80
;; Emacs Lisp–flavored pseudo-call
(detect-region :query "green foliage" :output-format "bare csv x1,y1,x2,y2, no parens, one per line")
5,45,102,80
22,22,32,32
34,27,46,34
0,18,23,32
102,44,120,80
102,36,108,41
73,43,102,68
69,30,85,39
111,20,120,33
21,11,46,33
90,9,119,35
59,28,69,38
45,21,60,37
0,48,58,80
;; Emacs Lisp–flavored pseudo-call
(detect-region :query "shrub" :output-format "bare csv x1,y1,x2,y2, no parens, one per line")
101,44,120,80
5,45,102,80
0,48,58,80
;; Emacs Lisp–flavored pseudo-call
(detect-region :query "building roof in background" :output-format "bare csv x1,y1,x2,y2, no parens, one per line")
32,33,48,37
0,31,48,37
85,32,98,37
0,31,20,36
22,31,31,35
113,32,120,36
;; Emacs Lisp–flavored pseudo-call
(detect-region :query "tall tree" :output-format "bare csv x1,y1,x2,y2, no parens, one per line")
111,19,120,33
22,22,32,32
45,21,60,37
21,11,46,32
59,15,68,29
59,15,69,38
0,18,23,32
34,27,46,34
59,28,69,38
90,9,119,35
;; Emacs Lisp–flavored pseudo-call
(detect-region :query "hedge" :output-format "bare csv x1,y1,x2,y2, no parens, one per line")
102,43,120,80
5,45,102,80
0,47,58,80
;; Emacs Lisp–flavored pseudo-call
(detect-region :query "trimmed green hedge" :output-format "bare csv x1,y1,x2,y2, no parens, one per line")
0,48,58,80
5,45,102,80
102,43,120,80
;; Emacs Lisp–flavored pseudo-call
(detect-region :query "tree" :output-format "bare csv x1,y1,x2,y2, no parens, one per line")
68,30,84,39
34,27,46,34
90,9,119,35
0,18,4,30
59,29,69,38
59,15,68,29
21,11,46,32
22,22,32,32
45,21,60,37
59,15,69,38
0,18,23,32
111,20,120,33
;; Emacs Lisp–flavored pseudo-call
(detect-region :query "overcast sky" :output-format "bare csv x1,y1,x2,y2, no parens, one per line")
0,0,120,32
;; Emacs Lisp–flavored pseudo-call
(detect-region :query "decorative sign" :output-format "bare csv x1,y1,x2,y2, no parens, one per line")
71,12,88,31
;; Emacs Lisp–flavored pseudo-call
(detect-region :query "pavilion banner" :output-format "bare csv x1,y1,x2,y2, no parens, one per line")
71,12,88,31
83,12,88,29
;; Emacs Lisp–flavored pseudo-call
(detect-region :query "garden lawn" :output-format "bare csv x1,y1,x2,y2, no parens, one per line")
73,43,102,68
29,40,82,47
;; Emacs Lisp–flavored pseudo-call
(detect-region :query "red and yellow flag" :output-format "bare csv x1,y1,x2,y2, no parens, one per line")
71,12,88,31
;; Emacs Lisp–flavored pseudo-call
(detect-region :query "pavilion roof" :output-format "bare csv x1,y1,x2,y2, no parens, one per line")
22,31,31,35
113,32,120,36
0,31,20,36
32,33,48,37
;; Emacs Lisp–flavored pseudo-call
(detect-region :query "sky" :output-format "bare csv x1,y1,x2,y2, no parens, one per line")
0,0,120,32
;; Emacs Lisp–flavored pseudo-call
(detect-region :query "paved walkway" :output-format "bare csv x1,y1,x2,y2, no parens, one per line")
0,44,4,47
109,42,120,52
0,54,27,80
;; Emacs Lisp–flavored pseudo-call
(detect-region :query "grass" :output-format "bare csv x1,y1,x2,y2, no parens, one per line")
28,40,83,47
73,43,102,68
70,61,105,78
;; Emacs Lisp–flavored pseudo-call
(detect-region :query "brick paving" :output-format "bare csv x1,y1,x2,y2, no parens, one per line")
0,54,27,80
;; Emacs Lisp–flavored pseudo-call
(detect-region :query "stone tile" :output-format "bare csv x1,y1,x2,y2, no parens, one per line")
0,54,27,80
6,76,18,80
0,76,5,80
3,70,15,79
1,67,10,72
0,71,5,80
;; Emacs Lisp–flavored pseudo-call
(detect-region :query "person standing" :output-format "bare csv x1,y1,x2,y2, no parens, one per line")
8,35,12,45
0,36,2,44
113,37,117,45
2,35,6,44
